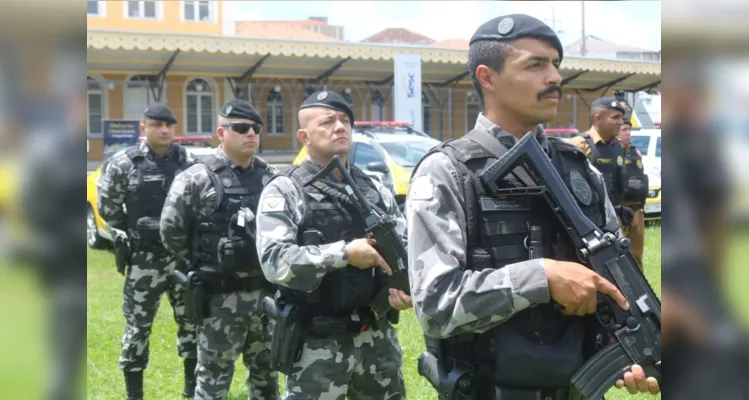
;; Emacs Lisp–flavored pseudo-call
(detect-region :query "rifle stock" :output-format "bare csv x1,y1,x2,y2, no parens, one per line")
476,133,661,400
305,156,410,319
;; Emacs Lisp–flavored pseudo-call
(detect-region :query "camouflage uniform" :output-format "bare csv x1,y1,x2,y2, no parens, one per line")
97,141,198,376
406,114,622,398
160,147,279,400
255,157,408,400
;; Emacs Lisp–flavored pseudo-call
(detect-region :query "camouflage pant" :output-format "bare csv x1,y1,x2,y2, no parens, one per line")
283,321,406,400
119,249,197,371
46,279,86,400
195,289,279,400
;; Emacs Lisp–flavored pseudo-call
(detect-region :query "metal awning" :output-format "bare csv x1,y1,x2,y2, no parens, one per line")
87,30,660,92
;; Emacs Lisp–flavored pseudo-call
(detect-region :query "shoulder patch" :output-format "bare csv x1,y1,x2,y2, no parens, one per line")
170,179,187,195
261,195,286,213
409,175,434,201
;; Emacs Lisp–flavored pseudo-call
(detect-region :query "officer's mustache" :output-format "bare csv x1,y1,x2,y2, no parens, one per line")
537,85,562,101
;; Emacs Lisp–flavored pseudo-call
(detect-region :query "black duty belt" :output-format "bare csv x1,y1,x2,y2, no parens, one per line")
624,202,644,211
302,307,376,336
491,386,571,400
200,275,271,295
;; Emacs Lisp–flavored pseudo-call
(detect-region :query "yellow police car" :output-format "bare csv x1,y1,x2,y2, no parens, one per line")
86,136,215,248
630,129,661,221
292,121,441,211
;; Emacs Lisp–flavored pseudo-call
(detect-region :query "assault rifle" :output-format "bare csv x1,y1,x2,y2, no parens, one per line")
475,132,661,400
305,155,410,320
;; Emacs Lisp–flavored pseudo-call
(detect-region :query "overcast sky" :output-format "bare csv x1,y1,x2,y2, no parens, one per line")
235,1,661,51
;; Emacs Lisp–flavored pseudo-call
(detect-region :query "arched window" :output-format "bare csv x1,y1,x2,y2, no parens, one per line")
466,91,481,131
371,90,385,121
124,75,159,121
185,78,214,134
422,91,431,134
87,76,104,136
267,89,284,135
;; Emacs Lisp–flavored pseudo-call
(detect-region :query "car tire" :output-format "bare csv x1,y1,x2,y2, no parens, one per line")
87,205,106,249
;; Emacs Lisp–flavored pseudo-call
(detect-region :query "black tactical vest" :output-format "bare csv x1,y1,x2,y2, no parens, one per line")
191,155,270,279
421,133,611,389
278,160,390,316
622,145,649,204
124,145,188,247
581,133,625,208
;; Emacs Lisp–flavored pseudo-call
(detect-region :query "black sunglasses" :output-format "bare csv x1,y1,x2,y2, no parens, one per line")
223,122,262,134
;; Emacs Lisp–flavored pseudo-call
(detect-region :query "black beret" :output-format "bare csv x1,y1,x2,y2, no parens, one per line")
622,118,633,126
298,90,355,126
470,14,564,62
143,102,177,124
219,99,263,124
592,97,627,114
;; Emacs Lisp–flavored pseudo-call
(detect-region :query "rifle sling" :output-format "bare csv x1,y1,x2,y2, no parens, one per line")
310,180,387,217
465,129,537,188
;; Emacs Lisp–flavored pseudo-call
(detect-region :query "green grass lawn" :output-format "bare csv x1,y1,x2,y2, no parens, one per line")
81,224,668,400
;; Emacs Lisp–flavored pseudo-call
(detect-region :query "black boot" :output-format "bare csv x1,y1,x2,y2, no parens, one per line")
124,370,143,400
181,358,198,398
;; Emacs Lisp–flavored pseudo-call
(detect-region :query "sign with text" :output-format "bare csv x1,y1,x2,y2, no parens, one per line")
393,54,422,131
103,120,140,160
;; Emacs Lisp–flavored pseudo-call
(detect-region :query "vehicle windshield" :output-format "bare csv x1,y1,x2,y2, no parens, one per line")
631,135,652,156
655,136,661,157
380,140,439,167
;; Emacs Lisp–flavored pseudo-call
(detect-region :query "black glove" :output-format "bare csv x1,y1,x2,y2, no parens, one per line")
619,205,635,228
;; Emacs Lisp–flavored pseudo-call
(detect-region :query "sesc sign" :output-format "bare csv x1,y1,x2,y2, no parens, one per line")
393,54,422,131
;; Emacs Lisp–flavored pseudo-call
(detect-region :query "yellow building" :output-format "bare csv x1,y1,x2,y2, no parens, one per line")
86,1,661,161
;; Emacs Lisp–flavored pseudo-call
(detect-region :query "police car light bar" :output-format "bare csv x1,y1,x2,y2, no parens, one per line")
354,121,412,127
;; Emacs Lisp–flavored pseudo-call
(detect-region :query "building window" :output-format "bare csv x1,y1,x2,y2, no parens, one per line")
267,89,284,136
185,78,214,135
422,91,431,134
125,1,157,19
371,90,385,121
183,1,212,22
466,91,481,131
87,76,104,137
124,75,159,121
342,91,355,116
87,1,104,16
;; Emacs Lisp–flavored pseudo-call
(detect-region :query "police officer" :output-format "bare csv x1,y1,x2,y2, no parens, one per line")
618,119,648,270
255,90,411,399
405,14,660,399
569,97,634,228
97,102,198,399
160,99,279,400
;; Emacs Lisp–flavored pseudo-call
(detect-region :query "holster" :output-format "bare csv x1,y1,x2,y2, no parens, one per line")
183,271,208,325
262,297,304,375
618,205,635,228
113,233,131,276
419,352,479,400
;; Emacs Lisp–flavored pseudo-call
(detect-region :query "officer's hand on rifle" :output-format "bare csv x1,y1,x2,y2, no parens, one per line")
345,238,392,276
544,259,630,316
614,364,660,395
388,288,412,310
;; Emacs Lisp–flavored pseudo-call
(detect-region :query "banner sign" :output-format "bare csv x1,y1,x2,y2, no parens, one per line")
103,120,140,160
393,54,422,131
